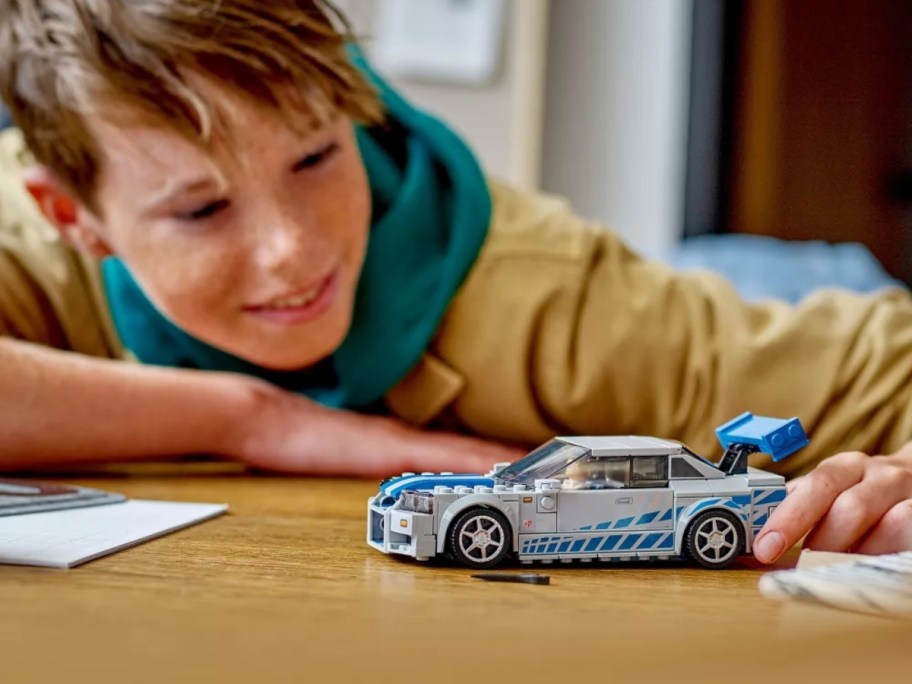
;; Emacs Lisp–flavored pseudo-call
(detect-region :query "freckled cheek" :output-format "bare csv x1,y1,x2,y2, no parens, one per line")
331,158,371,266
124,240,251,323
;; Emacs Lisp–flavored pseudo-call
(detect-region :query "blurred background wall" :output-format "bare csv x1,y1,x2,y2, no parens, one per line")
344,0,912,284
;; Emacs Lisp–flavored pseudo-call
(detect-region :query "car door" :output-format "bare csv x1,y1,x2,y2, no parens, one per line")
556,455,674,554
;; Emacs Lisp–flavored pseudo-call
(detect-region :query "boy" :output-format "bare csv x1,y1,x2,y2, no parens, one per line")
0,0,910,564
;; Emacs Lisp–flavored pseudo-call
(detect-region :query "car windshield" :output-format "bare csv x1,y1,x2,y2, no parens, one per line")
496,440,589,486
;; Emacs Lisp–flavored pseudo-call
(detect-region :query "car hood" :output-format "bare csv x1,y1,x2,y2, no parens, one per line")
378,473,493,499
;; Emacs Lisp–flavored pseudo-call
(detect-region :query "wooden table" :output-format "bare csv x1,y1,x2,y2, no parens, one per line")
2,465,909,683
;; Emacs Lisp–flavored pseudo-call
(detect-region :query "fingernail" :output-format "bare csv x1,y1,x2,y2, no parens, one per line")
754,531,785,563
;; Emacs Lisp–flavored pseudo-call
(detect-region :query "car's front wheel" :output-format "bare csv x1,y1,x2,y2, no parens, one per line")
447,507,511,569
684,510,744,569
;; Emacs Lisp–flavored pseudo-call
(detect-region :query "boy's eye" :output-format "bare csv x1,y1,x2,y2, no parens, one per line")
292,142,340,172
175,199,230,222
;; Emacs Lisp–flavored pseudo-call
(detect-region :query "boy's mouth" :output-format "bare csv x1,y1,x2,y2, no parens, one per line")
244,271,339,325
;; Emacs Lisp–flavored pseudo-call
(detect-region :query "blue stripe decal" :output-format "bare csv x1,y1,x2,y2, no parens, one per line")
722,500,749,521
733,494,751,506
381,475,494,498
520,530,681,556
596,521,612,530
637,511,659,525
689,498,722,517
754,489,786,506
659,509,673,522
619,534,641,551
600,535,621,552
615,517,634,529
580,525,592,531
641,533,662,549
753,513,768,526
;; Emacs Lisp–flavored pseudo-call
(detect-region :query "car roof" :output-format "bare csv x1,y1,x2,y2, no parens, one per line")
556,435,684,457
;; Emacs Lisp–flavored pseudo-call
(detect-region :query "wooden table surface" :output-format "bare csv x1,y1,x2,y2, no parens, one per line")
2,464,909,683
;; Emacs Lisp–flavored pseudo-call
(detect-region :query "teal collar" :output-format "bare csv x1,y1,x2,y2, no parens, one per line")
103,56,491,409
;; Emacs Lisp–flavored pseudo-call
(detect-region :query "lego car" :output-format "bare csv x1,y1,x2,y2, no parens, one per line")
367,412,808,569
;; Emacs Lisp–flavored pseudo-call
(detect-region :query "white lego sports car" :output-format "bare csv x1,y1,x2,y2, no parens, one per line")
367,413,809,569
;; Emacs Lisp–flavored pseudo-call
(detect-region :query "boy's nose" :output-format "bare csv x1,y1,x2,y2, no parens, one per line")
254,212,324,275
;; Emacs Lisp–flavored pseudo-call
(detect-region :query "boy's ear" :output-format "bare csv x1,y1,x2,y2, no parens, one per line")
22,166,113,258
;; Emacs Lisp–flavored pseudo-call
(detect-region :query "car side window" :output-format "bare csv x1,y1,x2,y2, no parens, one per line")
631,455,669,487
671,457,703,479
562,456,631,489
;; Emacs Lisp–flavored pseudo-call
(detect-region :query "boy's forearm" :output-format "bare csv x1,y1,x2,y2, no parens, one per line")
0,338,254,469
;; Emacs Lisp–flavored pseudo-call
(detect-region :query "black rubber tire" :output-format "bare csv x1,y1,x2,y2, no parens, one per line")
447,507,512,569
684,509,744,569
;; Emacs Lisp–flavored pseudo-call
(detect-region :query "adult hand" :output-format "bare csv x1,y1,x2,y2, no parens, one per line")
753,441,912,562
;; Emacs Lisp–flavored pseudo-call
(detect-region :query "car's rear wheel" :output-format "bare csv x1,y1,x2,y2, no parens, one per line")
447,508,511,569
685,510,744,569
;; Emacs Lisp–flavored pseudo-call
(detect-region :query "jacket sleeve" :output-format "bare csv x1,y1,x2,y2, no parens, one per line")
0,129,121,357
434,181,912,477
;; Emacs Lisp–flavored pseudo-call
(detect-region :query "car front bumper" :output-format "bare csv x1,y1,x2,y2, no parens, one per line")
367,498,438,561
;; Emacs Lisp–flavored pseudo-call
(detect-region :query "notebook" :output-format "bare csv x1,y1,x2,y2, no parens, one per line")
0,499,228,568
0,478,126,516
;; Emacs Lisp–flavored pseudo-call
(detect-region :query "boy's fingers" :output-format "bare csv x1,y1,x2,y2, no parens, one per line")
802,466,912,551
753,452,868,563
852,500,912,555
405,434,525,473
353,425,525,478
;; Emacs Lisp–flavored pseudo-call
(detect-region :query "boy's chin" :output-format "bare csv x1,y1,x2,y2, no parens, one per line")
239,330,349,372
240,341,340,372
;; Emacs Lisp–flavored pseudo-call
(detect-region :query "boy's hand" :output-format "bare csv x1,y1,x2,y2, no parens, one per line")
753,441,912,563
225,379,525,477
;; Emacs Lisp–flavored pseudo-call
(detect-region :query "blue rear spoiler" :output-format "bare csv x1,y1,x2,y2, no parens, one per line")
716,412,809,462
714,412,809,474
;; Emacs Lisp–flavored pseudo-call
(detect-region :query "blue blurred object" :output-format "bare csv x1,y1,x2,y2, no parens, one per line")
716,412,809,463
652,234,905,302
0,103,11,130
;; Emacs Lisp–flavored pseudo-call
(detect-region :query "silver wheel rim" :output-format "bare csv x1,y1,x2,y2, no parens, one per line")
458,514,506,563
694,516,739,564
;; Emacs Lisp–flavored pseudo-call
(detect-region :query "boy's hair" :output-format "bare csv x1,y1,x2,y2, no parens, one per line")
0,0,383,211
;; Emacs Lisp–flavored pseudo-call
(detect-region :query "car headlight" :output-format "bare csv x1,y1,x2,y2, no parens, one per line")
400,490,434,514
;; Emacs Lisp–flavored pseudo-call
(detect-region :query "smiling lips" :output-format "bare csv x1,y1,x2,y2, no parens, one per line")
244,271,339,325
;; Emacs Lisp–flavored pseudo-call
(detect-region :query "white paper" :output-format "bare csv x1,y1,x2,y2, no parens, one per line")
759,550,912,617
0,499,227,568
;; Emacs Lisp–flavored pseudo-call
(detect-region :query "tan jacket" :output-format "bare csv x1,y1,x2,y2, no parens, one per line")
2,128,911,476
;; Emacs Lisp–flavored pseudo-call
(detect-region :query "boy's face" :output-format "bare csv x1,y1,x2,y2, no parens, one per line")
88,80,371,370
